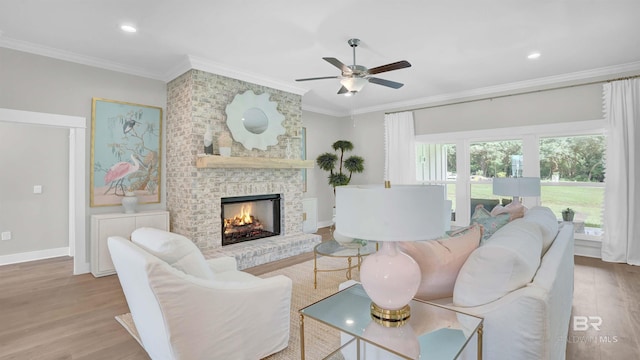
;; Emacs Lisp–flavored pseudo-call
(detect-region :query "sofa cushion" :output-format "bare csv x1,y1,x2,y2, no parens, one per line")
471,205,510,244
522,206,559,254
399,224,482,300
131,227,215,280
453,221,543,307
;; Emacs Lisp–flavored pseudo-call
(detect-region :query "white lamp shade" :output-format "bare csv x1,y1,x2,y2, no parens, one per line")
492,177,541,197
335,184,446,242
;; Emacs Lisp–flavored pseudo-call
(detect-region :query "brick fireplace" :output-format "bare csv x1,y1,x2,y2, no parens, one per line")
221,194,281,246
166,69,320,269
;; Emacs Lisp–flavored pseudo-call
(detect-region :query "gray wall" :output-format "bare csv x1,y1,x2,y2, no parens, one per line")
413,83,604,135
302,111,387,225
0,122,69,255
0,47,166,260
302,111,350,225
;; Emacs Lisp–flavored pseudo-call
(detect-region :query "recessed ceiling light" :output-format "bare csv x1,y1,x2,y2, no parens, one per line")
120,24,137,33
528,52,541,60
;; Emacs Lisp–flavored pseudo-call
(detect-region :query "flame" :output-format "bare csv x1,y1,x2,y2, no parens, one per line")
236,205,253,225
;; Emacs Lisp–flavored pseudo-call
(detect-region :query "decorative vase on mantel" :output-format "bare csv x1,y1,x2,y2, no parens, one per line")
204,124,214,155
218,132,232,157
122,191,138,214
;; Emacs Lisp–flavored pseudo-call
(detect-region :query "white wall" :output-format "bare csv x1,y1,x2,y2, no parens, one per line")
0,48,166,266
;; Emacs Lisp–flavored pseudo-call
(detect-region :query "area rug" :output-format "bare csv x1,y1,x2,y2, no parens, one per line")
115,256,358,360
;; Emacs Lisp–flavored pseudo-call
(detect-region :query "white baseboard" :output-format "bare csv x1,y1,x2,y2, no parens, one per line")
574,238,602,258
0,247,70,266
74,262,91,275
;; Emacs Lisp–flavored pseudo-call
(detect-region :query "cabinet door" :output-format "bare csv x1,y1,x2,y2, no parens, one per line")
96,217,136,275
135,213,169,230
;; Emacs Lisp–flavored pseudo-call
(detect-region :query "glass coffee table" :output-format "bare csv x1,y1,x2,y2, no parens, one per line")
313,240,378,289
299,283,484,360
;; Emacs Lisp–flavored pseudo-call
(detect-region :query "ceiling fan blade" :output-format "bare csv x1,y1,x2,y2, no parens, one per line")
367,60,412,75
323,57,351,74
337,86,349,94
368,77,404,89
295,76,340,82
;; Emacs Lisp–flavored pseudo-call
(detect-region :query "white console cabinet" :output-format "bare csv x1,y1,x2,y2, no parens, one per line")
91,210,169,277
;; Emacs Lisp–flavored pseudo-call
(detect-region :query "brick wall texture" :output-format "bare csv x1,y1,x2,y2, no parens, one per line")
166,69,304,249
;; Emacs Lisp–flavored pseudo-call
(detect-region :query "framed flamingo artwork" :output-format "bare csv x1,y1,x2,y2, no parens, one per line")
90,98,163,207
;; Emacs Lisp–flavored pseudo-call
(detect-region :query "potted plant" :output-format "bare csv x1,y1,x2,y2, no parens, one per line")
562,208,575,222
316,140,365,193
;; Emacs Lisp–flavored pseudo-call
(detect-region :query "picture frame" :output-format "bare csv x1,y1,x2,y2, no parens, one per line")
90,98,163,207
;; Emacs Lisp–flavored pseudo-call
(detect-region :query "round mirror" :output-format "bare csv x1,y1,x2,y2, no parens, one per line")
226,90,285,150
242,107,268,134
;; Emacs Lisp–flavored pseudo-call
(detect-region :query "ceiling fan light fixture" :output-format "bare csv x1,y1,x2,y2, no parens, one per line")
340,77,368,92
120,24,137,33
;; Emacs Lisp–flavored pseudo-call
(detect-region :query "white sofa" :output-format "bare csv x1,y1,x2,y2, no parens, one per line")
108,227,292,360
441,206,575,360
342,206,574,360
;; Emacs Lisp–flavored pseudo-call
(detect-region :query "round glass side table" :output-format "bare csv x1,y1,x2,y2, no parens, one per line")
313,240,378,289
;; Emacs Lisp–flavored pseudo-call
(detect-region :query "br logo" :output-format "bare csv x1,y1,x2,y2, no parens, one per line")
573,316,602,331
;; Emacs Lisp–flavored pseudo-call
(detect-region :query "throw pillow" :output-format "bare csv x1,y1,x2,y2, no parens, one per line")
522,206,560,254
453,221,543,307
490,201,526,221
471,205,510,244
131,227,216,280
399,224,482,301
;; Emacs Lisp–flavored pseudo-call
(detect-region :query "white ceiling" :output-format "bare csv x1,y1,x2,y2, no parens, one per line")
2,1,640,116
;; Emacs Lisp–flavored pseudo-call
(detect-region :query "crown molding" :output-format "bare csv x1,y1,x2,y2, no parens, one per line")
162,55,193,83
182,55,309,96
0,37,164,81
350,60,640,116
301,103,347,117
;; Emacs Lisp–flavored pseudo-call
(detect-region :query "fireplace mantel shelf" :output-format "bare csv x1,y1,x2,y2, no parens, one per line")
196,155,314,169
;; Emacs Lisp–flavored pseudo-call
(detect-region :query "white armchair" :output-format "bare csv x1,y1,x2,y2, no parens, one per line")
108,227,292,360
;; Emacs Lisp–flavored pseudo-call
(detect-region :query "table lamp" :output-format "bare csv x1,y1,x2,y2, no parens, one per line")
492,177,541,204
335,183,445,324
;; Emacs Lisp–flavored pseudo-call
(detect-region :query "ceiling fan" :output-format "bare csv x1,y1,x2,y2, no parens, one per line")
296,38,411,96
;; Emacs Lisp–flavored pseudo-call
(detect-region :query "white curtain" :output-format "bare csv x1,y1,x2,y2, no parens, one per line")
384,111,416,184
602,78,640,265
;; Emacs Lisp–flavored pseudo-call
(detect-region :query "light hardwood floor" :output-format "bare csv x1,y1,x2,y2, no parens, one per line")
0,231,637,359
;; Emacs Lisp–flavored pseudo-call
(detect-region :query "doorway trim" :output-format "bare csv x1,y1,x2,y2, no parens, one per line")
0,108,88,274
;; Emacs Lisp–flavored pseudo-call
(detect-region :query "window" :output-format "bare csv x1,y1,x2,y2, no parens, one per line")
469,139,523,204
415,120,606,239
539,135,605,230
416,143,456,213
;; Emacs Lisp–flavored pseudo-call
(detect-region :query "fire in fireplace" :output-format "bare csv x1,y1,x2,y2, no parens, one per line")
221,194,281,246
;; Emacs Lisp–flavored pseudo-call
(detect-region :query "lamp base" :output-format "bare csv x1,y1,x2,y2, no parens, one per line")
370,302,410,327
359,241,420,327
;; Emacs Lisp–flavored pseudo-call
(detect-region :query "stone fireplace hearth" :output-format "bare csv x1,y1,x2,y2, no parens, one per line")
166,69,320,269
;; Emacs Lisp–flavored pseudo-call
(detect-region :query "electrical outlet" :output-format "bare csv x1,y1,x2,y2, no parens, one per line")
1,231,11,241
